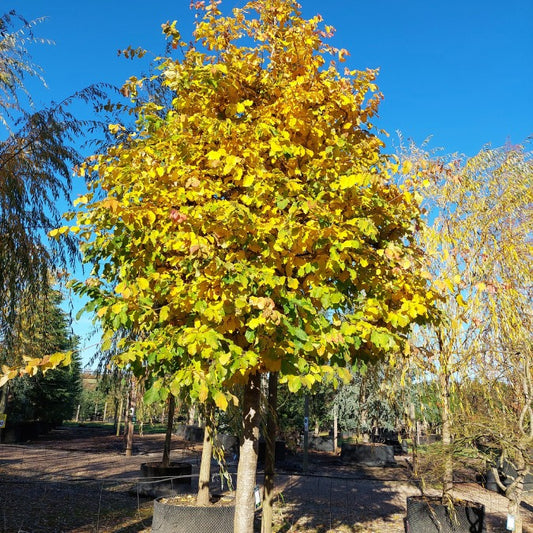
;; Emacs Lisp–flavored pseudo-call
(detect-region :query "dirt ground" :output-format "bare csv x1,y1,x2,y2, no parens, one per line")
0,424,532,532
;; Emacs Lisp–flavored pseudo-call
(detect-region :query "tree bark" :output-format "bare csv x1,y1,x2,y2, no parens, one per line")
162,394,176,468
333,403,338,454
0,383,9,442
125,378,137,457
506,464,525,533
188,404,196,425
197,405,214,506
303,394,309,472
234,372,261,533
115,396,123,437
438,369,453,501
261,372,278,533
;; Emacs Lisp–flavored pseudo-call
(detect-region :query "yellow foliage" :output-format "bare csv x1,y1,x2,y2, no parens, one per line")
67,0,435,406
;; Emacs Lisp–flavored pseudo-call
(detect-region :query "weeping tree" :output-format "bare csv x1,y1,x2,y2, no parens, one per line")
406,142,532,527
448,145,532,532
66,2,436,531
0,10,112,387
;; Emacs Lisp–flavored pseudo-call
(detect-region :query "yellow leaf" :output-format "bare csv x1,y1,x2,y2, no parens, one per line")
160,306,170,321
73,194,90,206
402,160,413,174
242,174,254,187
339,174,356,190
198,383,209,402
115,282,127,294
219,351,231,365
287,278,299,289
138,278,149,290
214,391,228,411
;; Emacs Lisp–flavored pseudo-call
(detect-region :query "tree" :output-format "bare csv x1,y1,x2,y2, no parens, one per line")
0,10,111,385
406,141,532,528
68,2,435,530
444,145,532,532
335,361,403,438
4,288,81,425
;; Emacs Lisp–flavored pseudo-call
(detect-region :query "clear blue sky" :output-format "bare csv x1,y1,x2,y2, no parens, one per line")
16,0,532,366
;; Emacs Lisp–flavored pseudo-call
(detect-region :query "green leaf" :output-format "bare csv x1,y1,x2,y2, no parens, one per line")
144,385,161,405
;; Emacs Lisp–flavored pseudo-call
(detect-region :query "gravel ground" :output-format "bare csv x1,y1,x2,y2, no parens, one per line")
0,425,532,532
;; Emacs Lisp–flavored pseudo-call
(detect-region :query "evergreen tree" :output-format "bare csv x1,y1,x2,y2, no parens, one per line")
7,289,81,425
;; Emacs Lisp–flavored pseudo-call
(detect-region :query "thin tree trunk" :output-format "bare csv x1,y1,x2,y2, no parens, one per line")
162,394,176,468
113,397,119,430
116,396,123,437
125,378,137,457
188,404,196,425
506,468,525,533
303,394,309,472
509,497,523,533
439,370,453,501
408,401,419,477
234,372,261,533
261,372,278,533
0,383,9,442
197,405,214,506
333,403,338,454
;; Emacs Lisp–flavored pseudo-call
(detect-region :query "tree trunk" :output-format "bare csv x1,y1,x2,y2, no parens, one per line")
234,372,261,533
197,405,214,506
116,396,123,437
162,394,176,468
408,401,419,477
113,397,119,430
261,372,278,533
303,394,309,472
0,383,9,442
333,403,338,454
438,370,453,501
509,497,523,533
506,468,525,533
125,378,137,457
188,404,196,425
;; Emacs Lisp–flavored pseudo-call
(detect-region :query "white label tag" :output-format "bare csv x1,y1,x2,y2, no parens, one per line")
506,514,515,530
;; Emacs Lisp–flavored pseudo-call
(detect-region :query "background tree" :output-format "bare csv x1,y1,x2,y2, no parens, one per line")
335,361,404,439
68,1,435,530
5,288,81,425
0,10,112,386
405,141,532,527
445,144,532,532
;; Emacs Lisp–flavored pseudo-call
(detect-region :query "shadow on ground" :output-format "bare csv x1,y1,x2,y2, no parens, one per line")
0,474,153,532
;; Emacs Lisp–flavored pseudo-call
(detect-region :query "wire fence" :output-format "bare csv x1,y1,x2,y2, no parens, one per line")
1,470,532,532
1,441,533,532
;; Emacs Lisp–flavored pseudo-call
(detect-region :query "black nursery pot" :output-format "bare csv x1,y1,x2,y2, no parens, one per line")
151,497,234,533
405,496,484,533
141,462,192,485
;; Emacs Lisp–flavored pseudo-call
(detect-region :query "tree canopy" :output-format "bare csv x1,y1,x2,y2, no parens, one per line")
71,0,435,404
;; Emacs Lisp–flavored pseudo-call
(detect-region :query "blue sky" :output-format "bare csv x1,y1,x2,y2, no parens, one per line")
15,0,532,366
